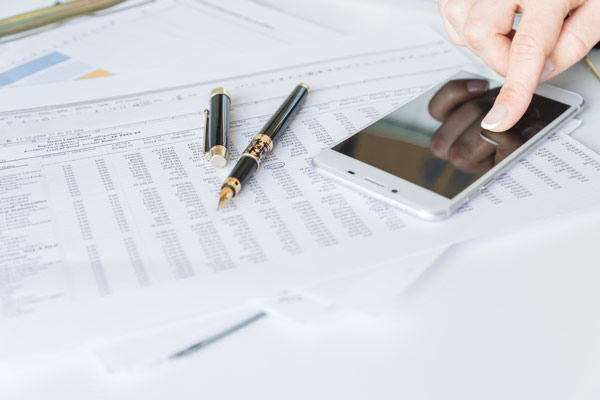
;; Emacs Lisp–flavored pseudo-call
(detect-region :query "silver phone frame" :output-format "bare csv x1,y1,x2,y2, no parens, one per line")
312,77,584,221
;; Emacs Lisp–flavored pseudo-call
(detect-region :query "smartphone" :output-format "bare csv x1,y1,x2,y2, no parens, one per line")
312,71,584,220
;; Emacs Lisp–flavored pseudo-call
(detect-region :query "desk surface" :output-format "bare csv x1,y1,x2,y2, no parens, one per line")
3,1,600,399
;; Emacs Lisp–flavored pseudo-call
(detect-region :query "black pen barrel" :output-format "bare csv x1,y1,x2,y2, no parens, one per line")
208,90,230,151
218,83,310,206
227,156,258,187
258,83,309,143
205,88,231,168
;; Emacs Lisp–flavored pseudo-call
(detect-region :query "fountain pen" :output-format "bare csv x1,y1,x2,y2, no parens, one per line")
217,83,310,210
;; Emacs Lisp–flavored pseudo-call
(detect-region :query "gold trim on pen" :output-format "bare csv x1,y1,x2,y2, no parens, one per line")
209,145,228,168
298,83,310,92
298,83,310,99
0,0,126,38
223,177,241,196
210,145,227,158
584,55,600,83
240,134,273,167
218,177,240,210
202,109,210,156
210,87,230,99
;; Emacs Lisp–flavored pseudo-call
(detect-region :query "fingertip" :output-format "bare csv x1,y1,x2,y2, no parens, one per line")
481,102,508,131
539,58,555,82
466,79,489,94
484,77,538,131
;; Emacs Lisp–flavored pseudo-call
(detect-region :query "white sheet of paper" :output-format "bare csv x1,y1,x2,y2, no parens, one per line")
1,28,599,358
260,246,449,321
301,245,452,314
93,305,266,373
0,0,338,87
93,243,449,371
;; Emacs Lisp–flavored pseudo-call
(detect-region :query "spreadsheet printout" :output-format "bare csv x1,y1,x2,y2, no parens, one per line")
1,28,599,356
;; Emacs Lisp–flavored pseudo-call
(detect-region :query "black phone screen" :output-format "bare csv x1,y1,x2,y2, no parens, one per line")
332,73,569,199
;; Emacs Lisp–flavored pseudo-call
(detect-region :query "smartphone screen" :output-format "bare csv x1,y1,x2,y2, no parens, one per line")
332,72,570,199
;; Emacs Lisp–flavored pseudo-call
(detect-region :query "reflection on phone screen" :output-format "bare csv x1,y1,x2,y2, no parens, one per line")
332,74,569,198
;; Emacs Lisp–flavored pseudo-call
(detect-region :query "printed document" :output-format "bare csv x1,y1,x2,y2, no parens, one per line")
0,0,338,87
1,27,599,356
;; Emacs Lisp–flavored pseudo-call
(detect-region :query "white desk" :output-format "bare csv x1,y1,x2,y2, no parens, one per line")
3,1,600,399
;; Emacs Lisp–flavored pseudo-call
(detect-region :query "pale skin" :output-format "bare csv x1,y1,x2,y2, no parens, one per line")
439,0,600,131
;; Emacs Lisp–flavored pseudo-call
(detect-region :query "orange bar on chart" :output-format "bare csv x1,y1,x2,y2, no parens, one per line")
77,69,114,80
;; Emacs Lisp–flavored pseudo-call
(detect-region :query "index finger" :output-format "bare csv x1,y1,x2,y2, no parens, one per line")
481,1,567,132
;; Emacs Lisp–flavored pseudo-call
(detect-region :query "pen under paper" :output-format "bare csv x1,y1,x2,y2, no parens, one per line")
167,312,267,360
0,0,125,38
584,55,600,83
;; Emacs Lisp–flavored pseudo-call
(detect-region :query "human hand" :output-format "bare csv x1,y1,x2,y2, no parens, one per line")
439,0,600,131
429,79,537,173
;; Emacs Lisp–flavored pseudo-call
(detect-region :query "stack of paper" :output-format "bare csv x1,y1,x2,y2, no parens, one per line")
2,0,599,373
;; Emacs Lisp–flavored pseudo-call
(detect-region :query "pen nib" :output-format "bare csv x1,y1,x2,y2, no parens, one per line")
217,187,234,210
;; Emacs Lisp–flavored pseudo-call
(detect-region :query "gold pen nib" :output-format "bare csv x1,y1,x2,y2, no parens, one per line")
217,187,234,210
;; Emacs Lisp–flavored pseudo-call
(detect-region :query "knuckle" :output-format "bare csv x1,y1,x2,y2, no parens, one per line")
438,0,447,13
474,139,495,155
430,135,448,159
563,28,591,61
462,21,486,49
462,101,482,115
444,1,466,25
448,145,475,170
498,81,529,102
511,32,544,60
428,102,442,121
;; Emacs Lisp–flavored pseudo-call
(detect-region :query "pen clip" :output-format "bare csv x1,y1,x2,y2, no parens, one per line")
203,109,210,157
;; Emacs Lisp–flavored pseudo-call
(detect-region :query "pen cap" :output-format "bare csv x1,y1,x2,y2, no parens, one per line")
205,88,231,168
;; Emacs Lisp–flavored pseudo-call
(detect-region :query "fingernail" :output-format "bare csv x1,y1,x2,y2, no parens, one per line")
466,79,489,93
540,58,554,81
481,103,508,130
480,130,501,146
